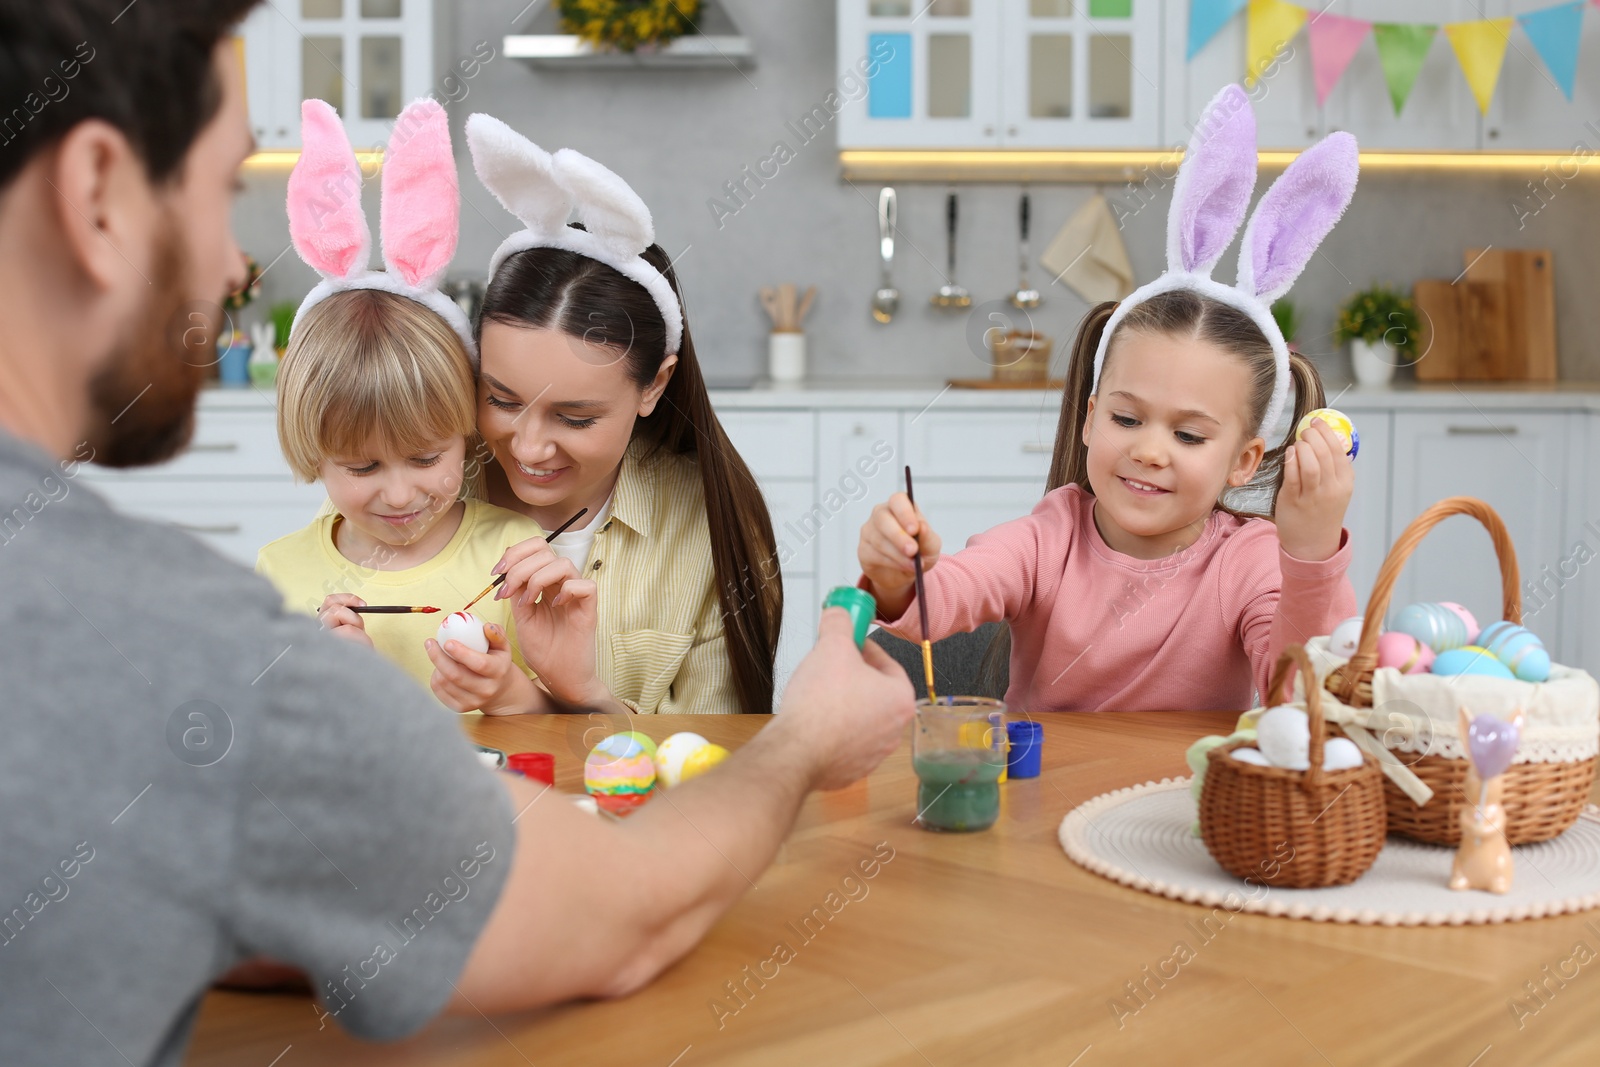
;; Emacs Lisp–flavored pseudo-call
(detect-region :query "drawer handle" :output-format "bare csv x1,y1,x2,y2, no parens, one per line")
1020,442,1052,453
172,522,242,535
1446,425,1518,436
187,442,240,453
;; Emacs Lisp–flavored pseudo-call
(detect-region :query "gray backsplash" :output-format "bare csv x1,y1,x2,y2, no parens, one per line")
229,0,1600,384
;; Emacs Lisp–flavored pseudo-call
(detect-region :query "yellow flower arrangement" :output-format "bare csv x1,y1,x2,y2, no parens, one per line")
558,0,701,53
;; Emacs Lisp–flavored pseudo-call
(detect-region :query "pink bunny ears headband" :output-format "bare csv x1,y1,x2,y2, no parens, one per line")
465,113,684,357
286,98,476,361
1092,84,1359,439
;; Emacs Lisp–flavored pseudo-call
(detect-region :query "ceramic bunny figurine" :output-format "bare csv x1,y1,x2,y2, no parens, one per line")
1448,705,1525,895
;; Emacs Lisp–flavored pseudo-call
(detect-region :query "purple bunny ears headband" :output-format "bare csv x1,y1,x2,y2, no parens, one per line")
465,113,684,357
286,98,476,361
1092,84,1359,439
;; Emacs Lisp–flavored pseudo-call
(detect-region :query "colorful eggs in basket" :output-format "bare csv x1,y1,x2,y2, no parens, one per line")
1375,631,1436,674
1296,407,1359,458
1255,705,1311,771
654,732,732,788
1476,621,1551,683
1329,616,1365,659
1392,602,1478,653
584,733,657,815
1432,645,1516,681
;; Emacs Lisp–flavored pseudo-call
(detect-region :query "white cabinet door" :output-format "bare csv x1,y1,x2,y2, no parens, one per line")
1000,0,1162,148
1165,0,1321,148
83,479,330,568
903,407,1055,481
1483,0,1600,150
1386,410,1570,646
1322,1,1483,150
773,576,817,705
836,0,1004,148
1339,408,1392,607
815,411,902,587
905,478,1046,555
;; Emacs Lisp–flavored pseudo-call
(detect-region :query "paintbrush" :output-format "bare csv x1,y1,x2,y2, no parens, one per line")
459,506,590,612
350,605,440,614
904,466,937,703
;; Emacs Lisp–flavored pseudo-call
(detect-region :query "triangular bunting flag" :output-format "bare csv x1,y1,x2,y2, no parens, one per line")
1445,18,1513,115
1372,23,1437,115
1189,0,1249,60
1307,12,1372,106
1246,0,1308,86
1518,1,1585,100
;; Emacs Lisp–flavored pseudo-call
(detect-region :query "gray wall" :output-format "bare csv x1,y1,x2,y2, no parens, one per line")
229,0,1600,384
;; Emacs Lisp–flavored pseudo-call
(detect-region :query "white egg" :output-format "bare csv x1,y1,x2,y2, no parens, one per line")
1329,616,1366,660
654,731,711,788
1321,736,1364,772
1255,704,1311,770
437,611,489,656
1230,747,1271,766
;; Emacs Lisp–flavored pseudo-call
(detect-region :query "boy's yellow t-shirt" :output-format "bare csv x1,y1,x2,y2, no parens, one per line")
255,498,543,701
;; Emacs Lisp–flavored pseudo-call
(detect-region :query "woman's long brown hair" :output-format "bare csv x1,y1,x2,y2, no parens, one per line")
477,232,782,713
980,292,1326,690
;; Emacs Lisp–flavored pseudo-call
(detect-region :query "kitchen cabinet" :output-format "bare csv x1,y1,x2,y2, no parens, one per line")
815,410,903,584
239,0,436,150
1483,0,1600,151
836,0,1161,149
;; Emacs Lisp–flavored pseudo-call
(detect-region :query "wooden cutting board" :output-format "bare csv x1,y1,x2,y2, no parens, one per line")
1412,249,1556,381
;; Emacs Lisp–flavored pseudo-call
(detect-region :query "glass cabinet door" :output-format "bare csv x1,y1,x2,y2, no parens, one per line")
1000,0,1160,147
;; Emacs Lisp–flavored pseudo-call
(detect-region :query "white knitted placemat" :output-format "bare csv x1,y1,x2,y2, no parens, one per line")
1059,777,1600,926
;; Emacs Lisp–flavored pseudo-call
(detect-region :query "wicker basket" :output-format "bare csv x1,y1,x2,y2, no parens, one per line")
1200,646,1387,888
1325,496,1598,846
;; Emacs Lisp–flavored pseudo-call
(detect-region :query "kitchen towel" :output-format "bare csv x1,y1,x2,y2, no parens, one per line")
1040,194,1135,306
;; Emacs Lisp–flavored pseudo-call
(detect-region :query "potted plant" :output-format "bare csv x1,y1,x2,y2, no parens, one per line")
1335,286,1419,387
1271,298,1300,353
557,0,701,53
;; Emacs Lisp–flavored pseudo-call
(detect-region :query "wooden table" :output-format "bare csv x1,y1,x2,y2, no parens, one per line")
187,711,1600,1066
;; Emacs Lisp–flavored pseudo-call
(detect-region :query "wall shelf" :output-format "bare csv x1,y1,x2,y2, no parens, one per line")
505,0,753,70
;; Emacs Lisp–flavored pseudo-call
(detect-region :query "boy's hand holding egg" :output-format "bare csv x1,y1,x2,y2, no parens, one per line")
317,593,374,648
858,490,942,620
1274,412,1355,564
495,537,603,707
425,611,537,716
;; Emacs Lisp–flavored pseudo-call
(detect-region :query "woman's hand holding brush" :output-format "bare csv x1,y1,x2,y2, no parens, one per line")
858,491,943,621
493,537,604,708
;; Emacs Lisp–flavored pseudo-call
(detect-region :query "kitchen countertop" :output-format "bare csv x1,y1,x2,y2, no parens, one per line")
195,379,1600,412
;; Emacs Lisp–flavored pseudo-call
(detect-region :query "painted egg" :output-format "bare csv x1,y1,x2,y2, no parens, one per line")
1375,631,1436,674
1329,616,1366,659
1230,747,1272,766
1439,601,1480,645
654,732,710,788
1392,602,1472,653
680,743,730,782
436,611,489,656
1477,621,1551,683
1321,736,1364,772
1255,704,1311,771
615,730,659,760
1432,646,1516,680
1295,407,1358,458
584,734,657,815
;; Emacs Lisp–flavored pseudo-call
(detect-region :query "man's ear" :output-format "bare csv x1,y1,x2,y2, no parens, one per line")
1228,435,1267,487
46,119,155,291
638,354,678,417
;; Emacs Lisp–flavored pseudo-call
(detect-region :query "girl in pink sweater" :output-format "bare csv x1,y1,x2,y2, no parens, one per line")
859,85,1361,713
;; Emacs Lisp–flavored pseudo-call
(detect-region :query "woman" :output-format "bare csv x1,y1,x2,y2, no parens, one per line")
454,114,782,715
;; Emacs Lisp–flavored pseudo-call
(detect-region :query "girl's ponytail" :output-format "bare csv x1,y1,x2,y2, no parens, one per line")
1047,300,1118,494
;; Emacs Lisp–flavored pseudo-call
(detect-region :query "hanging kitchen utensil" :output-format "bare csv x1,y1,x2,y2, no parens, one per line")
1011,190,1040,309
932,191,971,309
872,187,899,324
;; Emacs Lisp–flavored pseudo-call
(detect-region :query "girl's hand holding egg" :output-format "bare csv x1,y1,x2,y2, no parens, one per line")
426,613,536,715
858,490,942,620
317,593,373,648
1275,414,1355,563
496,537,603,707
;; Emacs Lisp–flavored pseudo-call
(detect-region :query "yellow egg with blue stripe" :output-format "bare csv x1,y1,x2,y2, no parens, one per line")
1477,621,1551,682
1296,407,1358,459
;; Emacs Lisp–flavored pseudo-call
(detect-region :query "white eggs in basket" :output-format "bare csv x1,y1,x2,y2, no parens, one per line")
1321,736,1364,772
1255,705,1311,771
1329,616,1365,659
1230,747,1271,766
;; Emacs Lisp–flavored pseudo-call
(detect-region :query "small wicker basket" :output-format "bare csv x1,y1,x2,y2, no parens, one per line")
1200,646,1387,888
1325,497,1597,846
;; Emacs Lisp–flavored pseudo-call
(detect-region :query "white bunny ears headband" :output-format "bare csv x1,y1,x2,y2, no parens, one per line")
1093,84,1359,439
464,113,684,357
286,98,476,360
